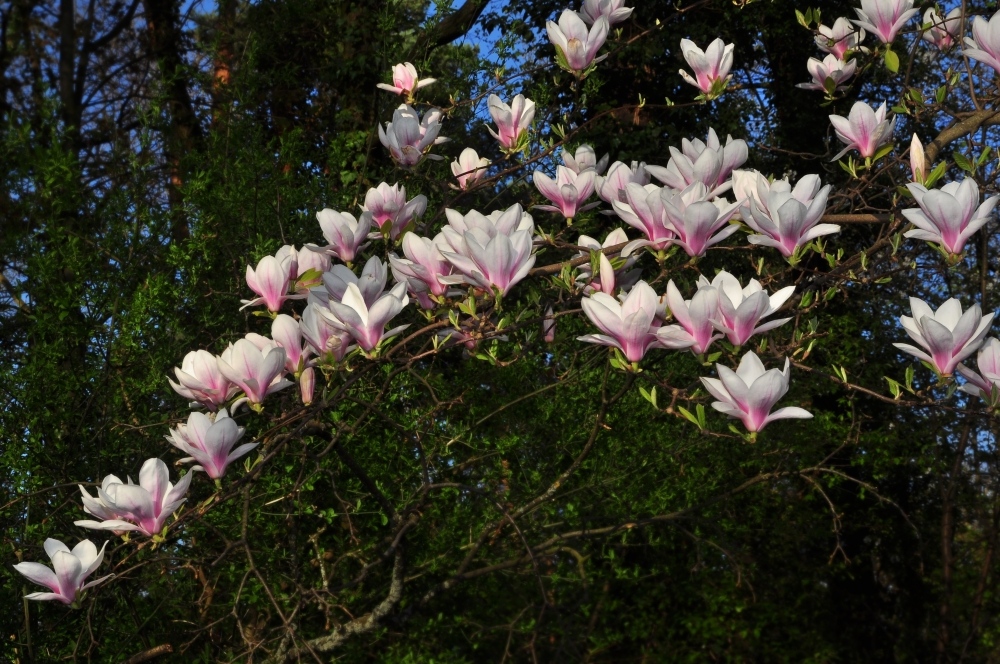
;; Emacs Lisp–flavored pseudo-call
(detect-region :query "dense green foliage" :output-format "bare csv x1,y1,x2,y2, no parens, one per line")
2,0,1000,661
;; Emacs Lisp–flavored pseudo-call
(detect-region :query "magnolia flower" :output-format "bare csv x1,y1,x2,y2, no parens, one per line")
488,94,535,152
678,38,734,96
546,10,609,73
910,134,926,183
168,349,239,410
740,173,838,258
903,180,999,257
378,104,448,167
921,7,962,50
596,160,650,204
440,226,536,295
575,228,640,295
75,458,194,537
14,539,110,605
389,232,456,306
797,54,857,92
362,182,427,240
242,254,303,312
166,409,255,480
852,0,918,44
958,338,1000,405
440,204,535,249
313,257,390,309
611,183,675,253
701,353,812,432
533,165,599,220
578,281,663,362
300,303,351,363
646,129,747,197
661,182,741,257
580,0,632,25
324,282,410,351
701,271,795,347
293,246,331,290
964,13,1000,74
376,62,436,98
657,280,721,354
299,367,316,406
270,314,312,375
816,17,865,60
829,101,896,160
894,297,994,375
315,209,371,264
451,148,490,190
562,144,609,174
218,338,293,407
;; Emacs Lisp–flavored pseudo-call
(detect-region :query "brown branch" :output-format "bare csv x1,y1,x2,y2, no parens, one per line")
923,109,1000,168
124,644,174,663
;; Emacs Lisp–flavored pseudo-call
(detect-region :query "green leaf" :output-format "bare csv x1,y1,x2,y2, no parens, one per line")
884,49,899,73
952,150,974,173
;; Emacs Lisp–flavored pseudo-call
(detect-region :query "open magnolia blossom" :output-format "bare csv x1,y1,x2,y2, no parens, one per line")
702,271,795,347
959,338,1000,406
451,148,490,190
921,7,962,50
701,353,813,433
579,0,632,26
14,538,110,605
168,349,239,411
378,104,448,166
903,179,998,257
646,128,747,197
376,62,435,98
546,10,609,73
312,256,390,310
894,297,995,376
300,302,351,364
533,165,599,220
660,183,741,257
611,182,674,254
578,280,663,362
816,17,864,60
657,280,721,354
362,182,427,240
852,0,918,44
324,282,410,351
678,37,734,96
965,13,1000,74
76,458,194,537
562,144,609,174
390,232,456,307
315,209,372,264
596,160,650,204
575,228,639,295
488,94,535,152
738,172,838,259
218,338,293,407
166,408,255,480
829,101,896,160
242,254,304,312
797,54,857,92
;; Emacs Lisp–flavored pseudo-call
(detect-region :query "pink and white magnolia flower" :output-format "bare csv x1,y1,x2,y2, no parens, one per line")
242,254,303,312
910,134,926,183
611,183,675,253
701,353,813,433
852,0,919,44
894,297,995,375
271,314,313,375
533,165,599,220
315,209,372,264
596,160,650,204
958,338,1000,405
324,282,410,352
702,271,795,347
903,180,999,257
440,204,535,249
546,10,609,73
661,182,741,257
362,182,427,240
562,144,609,174
14,539,110,605
580,0,632,26
816,17,865,60
678,38,734,96
451,148,490,190
166,408,255,480
578,281,663,362
378,104,448,167
218,338,293,407
646,128,747,197
921,7,962,50
390,232,456,306
657,280,721,354
75,458,194,537
829,101,896,160
312,257,390,310
168,349,239,410
300,303,351,363
575,228,640,295
439,223,536,295
488,94,535,152
293,246,331,291
964,13,1000,74
376,62,436,98
299,367,316,406
739,173,838,258
797,54,857,92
